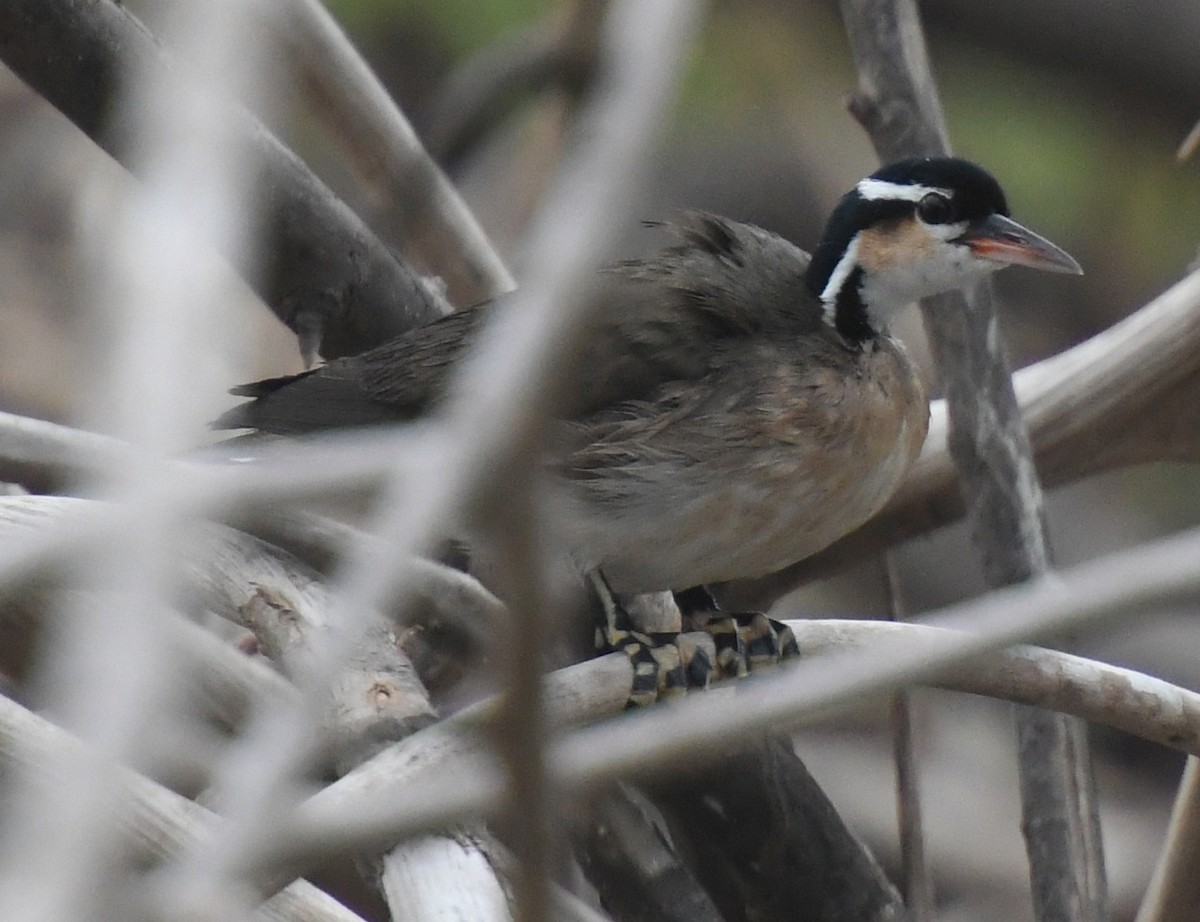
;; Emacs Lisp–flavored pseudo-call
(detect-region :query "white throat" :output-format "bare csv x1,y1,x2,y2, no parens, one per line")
821,223,1000,335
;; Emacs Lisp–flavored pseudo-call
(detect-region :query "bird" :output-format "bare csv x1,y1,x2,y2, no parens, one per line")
216,157,1080,603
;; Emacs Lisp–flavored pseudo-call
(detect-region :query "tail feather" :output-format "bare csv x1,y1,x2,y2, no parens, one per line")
227,370,315,399
212,366,404,434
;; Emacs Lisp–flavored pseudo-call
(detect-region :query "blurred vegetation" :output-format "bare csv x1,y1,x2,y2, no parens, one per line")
331,0,553,57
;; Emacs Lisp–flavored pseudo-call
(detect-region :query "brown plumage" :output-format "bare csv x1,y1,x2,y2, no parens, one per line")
216,214,926,592
217,157,1081,595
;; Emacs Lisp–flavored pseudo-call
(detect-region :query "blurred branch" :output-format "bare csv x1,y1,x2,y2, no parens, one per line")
884,556,935,922
271,523,1200,880
0,409,126,492
1178,117,1200,162
1136,757,1200,922
378,832,514,922
0,493,512,922
186,526,438,766
0,695,368,922
178,524,517,922
786,620,1200,757
0,586,297,734
6,263,1200,604
0,0,449,362
215,545,514,921
839,2,1106,914
646,734,903,922
271,0,515,308
138,3,705,915
6,562,1200,917
12,491,1200,783
10,486,1200,910
423,2,609,171
573,784,726,922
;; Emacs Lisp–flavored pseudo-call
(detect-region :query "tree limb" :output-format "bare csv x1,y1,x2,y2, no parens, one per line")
1136,757,1200,922
0,0,449,362
270,0,515,308
838,4,1107,914
0,695,368,922
646,734,904,922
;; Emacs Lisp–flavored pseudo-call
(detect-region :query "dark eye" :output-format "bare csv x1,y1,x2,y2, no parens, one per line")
917,193,953,224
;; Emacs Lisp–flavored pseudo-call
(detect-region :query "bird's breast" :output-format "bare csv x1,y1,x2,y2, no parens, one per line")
556,335,929,593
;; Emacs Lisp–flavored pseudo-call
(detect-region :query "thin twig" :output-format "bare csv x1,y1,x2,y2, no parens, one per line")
1135,757,1200,922
1176,118,1200,162
0,0,274,916
883,555,935,922
424,2,609,171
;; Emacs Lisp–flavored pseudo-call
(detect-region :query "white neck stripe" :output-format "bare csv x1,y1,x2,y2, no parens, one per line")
819,233,861,321
856,178,951,203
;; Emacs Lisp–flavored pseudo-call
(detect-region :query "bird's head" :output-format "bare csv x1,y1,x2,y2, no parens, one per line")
806,157,1081,342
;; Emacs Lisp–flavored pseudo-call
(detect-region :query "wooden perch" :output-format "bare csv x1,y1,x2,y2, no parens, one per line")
9,493,1200,914
275,549,1200,890
0,494,514,922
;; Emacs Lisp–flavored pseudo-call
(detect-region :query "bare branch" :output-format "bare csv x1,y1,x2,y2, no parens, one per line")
0,695,367,922
786,620,1200,757
6,265,1200,603
271,0,515,307
154,0,704,912
282,522,1200,870
1136,757,1200,922
423,3,609,171
884,557,935,922
839,5,1105,911
0,0,448,362
645,735,904,922
0,410,125,493
1178,117,1200,162
573,784,727,922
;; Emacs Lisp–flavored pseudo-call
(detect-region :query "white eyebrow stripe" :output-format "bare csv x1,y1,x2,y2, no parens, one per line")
819,232,861,319
856,178,952,202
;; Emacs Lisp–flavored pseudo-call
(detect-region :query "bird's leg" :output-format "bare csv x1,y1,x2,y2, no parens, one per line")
674,586,800,678
588,572,715,706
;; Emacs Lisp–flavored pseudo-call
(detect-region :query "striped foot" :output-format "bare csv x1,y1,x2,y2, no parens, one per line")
674,586,800,680
590,573,716,707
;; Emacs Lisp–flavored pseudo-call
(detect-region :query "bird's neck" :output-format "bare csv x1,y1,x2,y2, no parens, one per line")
825,267,877,343
806,237,891,345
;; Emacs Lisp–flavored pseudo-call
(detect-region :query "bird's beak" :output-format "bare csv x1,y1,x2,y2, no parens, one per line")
958,213,1083,275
